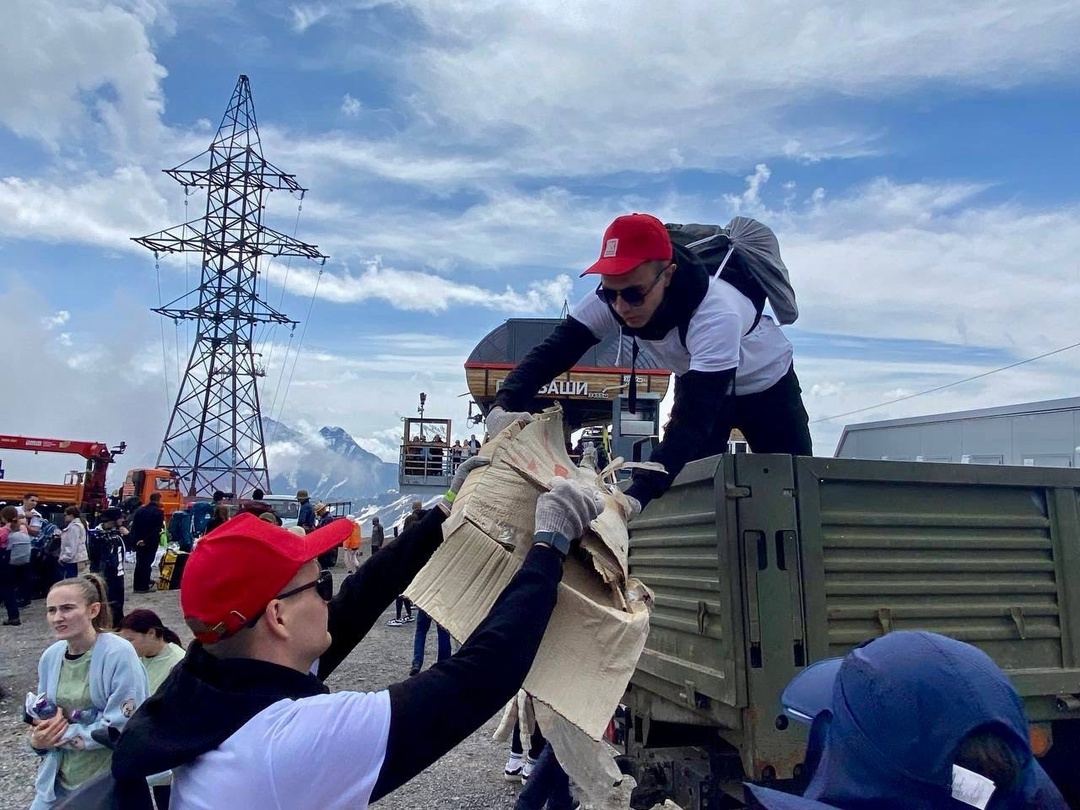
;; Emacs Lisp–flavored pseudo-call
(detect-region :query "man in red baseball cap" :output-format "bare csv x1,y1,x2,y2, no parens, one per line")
92,458,606,810
488,212,810,515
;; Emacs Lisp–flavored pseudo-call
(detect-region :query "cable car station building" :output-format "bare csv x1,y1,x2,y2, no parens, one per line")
465,317,673,464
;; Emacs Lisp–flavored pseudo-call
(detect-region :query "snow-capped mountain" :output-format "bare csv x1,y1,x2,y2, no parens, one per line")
263,417,400,504
352,491,446,534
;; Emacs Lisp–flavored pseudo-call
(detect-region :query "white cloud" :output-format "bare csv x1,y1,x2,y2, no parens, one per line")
0,0,168,153
290,2,331,33
299,0,1080,178
0,167,169,249
264,259,573,313
340,94,363,117
725,164,773,214
0,284,170,483
42,311,71,330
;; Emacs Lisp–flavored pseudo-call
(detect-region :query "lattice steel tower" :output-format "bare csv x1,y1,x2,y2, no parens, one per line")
134,75,327,498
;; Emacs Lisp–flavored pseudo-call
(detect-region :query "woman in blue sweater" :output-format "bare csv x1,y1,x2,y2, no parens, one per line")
28,574,148,809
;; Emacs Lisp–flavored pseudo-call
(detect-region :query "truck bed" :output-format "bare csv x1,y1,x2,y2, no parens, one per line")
626,454,1080,784
0,481,81,507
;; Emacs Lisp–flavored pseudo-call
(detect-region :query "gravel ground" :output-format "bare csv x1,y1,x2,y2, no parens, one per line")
0,555,524,810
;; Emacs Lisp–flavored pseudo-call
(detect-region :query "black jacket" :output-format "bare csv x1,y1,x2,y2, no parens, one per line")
65,508,565,808
128,503,165,543
494,259,736,508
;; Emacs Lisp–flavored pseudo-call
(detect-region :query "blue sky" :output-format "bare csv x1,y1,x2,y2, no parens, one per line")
3,0,1080,483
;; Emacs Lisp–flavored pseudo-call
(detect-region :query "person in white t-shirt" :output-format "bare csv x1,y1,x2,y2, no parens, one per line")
488,213,811,515
80,457,605,810
18,493,44,538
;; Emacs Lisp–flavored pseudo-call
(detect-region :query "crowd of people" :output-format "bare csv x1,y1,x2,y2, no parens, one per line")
25,570,186,809
8,455,610,810
402,433,482,479
1,494,141,629
6,211,1072,809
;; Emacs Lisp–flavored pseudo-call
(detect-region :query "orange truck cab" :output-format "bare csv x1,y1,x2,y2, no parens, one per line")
120,468,185,518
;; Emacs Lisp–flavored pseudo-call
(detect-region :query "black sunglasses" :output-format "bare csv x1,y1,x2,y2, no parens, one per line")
246,569,333,628
278,569,334,602
595,265,668,308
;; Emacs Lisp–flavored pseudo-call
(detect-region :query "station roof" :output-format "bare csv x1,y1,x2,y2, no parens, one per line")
466,317,668,370
841,395,1080,434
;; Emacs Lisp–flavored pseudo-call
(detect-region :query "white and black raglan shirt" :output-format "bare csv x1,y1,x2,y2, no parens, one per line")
110,509,567,810
570,277,792,393
494,261,793,507
169,691,391,809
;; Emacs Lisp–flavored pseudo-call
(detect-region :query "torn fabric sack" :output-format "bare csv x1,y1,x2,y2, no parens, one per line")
405,406,653,740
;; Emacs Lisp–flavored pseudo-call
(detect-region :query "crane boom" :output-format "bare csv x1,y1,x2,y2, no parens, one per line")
0,434,127,517
0,435,118,460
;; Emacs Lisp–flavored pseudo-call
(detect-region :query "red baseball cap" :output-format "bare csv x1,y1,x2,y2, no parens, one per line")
180,513,352,644
581,213,673,277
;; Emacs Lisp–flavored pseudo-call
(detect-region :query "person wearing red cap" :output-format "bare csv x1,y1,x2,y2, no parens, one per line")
488,212,811,514
85,458,606,810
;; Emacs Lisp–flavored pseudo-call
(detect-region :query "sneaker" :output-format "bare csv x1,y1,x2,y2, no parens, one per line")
408,666,420,677
387,618,405,627
3,618,21,626
521,754,537,782
503,754,524,782
403,614,416,623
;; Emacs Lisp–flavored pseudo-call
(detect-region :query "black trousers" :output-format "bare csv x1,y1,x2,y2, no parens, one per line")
511,722,546,759
133,541,157,591
712,364,813,456
0,554,22,620
105,572,125,625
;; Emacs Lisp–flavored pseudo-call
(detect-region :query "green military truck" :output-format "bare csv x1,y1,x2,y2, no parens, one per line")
622,453,1080,809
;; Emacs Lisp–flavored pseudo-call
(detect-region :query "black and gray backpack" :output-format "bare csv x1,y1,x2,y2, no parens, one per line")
666,217,798,343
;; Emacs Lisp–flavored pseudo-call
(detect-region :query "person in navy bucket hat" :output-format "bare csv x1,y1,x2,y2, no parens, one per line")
747,631,1066,810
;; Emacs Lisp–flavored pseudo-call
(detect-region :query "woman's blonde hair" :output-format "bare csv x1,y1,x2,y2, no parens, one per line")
49,573,113,631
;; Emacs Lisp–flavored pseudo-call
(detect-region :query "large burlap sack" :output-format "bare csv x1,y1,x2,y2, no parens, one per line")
405,406,652,740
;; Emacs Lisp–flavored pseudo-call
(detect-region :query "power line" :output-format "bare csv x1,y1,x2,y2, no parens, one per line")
153,252,172,410
272,268,324,433
811,339,1080,425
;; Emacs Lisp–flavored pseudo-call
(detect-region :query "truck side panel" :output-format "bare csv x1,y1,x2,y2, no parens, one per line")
0,482,82,506
796,456,1080,722
627,454,1080,792
628,456,744,722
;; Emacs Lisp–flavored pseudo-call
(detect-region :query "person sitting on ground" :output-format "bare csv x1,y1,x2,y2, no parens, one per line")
91,456,605,810
28,574,148,809
747,630,1066,810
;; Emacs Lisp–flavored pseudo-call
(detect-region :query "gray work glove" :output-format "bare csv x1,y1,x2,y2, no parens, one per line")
440,456,490,512
534,478,607,541
486,406,533,438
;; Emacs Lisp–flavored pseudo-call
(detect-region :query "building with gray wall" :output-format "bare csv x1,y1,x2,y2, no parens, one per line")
835,396,1080,468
